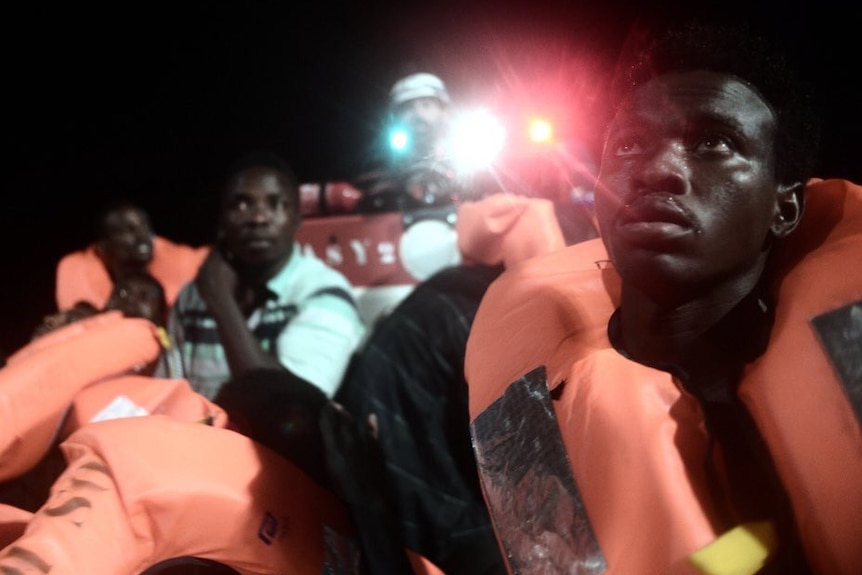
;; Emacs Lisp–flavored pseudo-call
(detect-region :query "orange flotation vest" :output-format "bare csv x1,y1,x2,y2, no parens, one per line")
465,178,862,574
0,504,31,549
0,312,164,482
0,417,359,574
456,193,567,268
59,373,228,438
55,236,209,310
5,309,127,366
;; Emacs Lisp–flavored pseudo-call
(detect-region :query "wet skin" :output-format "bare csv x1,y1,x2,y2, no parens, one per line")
594,71,799,307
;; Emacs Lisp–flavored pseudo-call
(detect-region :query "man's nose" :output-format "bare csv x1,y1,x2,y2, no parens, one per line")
635,142,689,195
399,101,425,122
248,201,273,223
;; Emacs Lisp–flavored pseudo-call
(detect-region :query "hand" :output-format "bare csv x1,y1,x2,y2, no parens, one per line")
195,249,239,307
319,402,387,511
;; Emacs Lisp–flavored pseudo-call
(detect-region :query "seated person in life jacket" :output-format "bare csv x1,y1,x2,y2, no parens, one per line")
102,271,171,376
465,20,861,575
156,151,366,402
2,271,171,512
104,270,169,328
332,191,598,575
55,200,208,311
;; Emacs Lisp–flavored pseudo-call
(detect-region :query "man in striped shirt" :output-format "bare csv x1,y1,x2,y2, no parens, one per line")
159,151,365,401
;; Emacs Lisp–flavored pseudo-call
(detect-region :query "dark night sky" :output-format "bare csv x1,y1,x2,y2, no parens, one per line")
2,0,860,354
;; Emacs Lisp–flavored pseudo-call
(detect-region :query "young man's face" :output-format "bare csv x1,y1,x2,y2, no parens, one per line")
219,167,299,276
99,206,154,268
594,70,788,300
106,276,166,325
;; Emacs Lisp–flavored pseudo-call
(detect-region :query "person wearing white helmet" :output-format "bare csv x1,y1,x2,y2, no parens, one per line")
388,72,452,165
353,71,462,211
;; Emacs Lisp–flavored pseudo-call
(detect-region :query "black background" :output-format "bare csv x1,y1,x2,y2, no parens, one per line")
3,0,859,355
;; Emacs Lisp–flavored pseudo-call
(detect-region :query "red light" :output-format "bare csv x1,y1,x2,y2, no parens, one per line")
528,118,553,143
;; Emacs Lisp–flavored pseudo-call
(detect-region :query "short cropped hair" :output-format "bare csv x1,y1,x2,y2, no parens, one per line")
221,150,299,206
95,199,152,241
610,21,822,186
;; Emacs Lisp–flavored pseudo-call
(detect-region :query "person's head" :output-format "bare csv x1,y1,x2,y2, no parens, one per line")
594,21,821,303
388,72,451,162
213,367,329,487
95,201,155,278
218,151,301,280
105,271,168,326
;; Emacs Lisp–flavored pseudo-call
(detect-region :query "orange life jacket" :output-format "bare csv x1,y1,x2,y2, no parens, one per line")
466,178,862,574
2,309,451,573
60,373,228,437
55,236,209,310
0,504,31,549
0,312,164,482
0,417,359,574
456,193,567,269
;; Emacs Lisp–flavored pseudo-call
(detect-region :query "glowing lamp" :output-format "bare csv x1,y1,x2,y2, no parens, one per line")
449,108,506,172
389,128,409,152
528,118,553,143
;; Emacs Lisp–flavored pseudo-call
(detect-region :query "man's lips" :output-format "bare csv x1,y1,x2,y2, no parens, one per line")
242,236,274,247
608,194,701,246
618,194,694,228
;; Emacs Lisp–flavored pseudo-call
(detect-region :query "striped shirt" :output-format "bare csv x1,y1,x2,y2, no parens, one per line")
161,244,365,399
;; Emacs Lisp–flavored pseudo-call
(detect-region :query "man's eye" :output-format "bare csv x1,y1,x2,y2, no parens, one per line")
233,199,249,211
694,134,733,153
614,139,643,157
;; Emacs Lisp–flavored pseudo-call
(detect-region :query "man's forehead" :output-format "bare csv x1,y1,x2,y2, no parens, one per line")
105,207,149,229
227,168,292,195
613,70,775,129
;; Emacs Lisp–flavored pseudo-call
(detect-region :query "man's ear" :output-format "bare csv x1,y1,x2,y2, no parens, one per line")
771,181,805,238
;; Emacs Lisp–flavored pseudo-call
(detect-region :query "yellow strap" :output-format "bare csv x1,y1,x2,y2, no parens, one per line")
156,327,173,350
689,521,777,575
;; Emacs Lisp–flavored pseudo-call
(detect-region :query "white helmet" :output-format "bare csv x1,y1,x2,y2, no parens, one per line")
389,73,451,108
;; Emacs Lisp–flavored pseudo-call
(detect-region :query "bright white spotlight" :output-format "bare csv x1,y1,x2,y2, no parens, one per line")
448,109,506,172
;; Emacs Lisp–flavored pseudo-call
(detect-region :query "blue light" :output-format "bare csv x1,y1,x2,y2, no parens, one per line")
390,127,409,151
